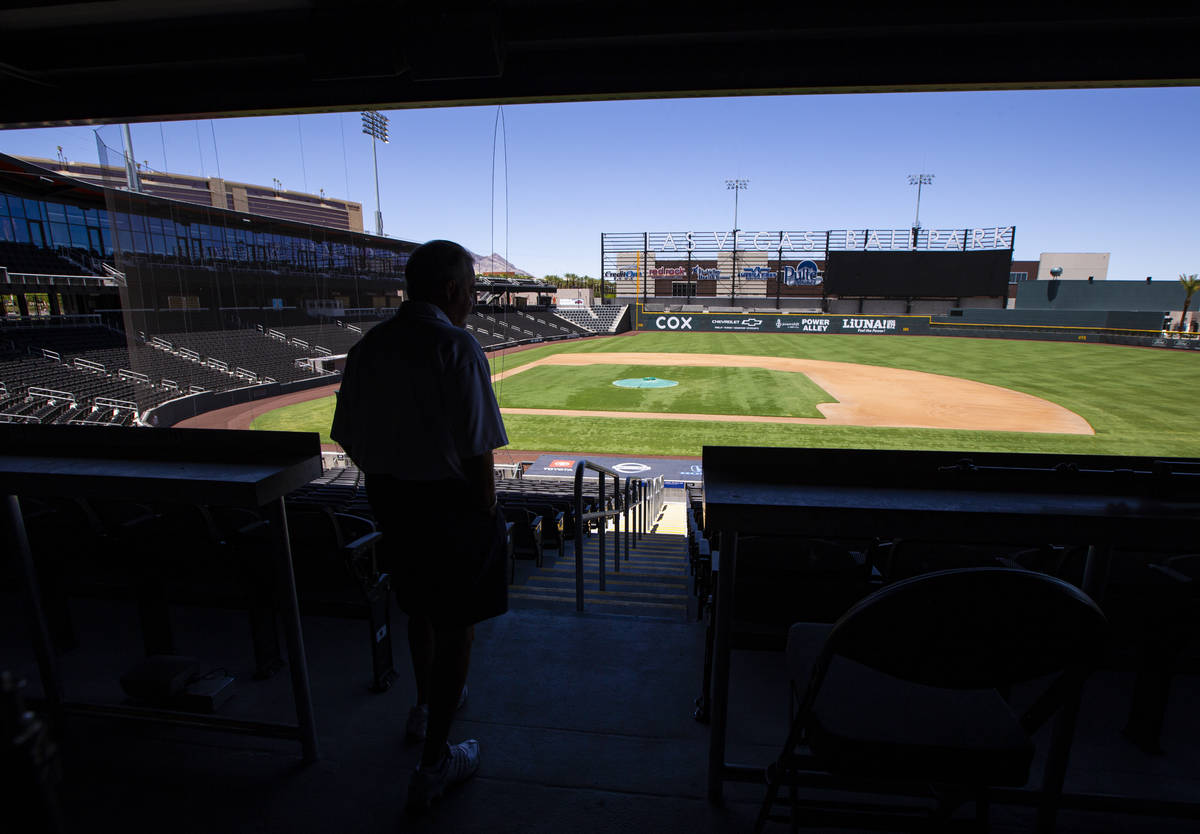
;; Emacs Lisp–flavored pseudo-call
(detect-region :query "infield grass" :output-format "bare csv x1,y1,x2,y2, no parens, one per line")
493,364,834,417
253,331,1200,457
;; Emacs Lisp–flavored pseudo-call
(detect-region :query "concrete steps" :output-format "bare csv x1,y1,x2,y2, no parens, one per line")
509,504,691,619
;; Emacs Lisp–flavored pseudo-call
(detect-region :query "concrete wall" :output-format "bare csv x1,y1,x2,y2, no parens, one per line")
959,296,1005,309
909,299,955,315
1037,252,1110,281
555,287,595,306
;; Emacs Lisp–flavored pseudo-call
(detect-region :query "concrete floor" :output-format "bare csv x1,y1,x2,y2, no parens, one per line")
3,585,1199,833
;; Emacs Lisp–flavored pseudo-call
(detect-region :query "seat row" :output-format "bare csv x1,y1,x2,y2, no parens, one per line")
684,488,1200,831
13,494,399,694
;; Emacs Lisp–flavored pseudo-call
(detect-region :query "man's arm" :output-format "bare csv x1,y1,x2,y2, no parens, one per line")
461,449,497,515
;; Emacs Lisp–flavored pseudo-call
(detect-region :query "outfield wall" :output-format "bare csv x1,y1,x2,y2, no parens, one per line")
943,308,1165,330
637,311,931,334
633,308,1200,349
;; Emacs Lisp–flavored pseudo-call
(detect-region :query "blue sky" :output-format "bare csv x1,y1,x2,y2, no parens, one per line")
1,87,1197,280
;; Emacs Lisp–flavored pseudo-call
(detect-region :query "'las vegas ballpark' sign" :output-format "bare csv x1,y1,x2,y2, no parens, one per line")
604,227,1014,254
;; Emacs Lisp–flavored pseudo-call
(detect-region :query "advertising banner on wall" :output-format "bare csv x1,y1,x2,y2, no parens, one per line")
524,454,704,483
638,312,931,335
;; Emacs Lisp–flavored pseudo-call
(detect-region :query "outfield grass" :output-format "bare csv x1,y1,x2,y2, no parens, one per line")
494,363,834,417
253,332,1200,457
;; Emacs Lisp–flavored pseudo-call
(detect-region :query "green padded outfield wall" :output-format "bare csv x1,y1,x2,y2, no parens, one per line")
1016,280,1185,311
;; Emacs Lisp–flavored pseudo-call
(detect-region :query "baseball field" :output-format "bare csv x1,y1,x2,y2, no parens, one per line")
249,332,1200,458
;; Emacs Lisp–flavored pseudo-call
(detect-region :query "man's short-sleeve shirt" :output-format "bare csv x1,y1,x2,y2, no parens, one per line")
331,301,508,480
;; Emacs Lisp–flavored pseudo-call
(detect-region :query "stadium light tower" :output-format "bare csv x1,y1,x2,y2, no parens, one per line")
361,110,389,236
725,178,749,301
907,173,934,233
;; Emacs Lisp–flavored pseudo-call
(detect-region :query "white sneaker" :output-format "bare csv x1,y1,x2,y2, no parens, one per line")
404,685,469,744
406,739,480,814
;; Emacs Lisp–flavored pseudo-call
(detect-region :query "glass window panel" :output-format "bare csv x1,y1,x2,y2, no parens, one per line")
13,219,30,243
24,199,44,221
8,197,25,218
49,222,71,246
45,203,67,222
65,204,85,223
0,217,12,242
0,195,8,217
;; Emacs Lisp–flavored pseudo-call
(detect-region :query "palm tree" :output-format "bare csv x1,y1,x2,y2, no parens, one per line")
1180,274,1200,333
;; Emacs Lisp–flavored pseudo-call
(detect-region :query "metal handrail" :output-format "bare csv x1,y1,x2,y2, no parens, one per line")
572,459,623,611
570,463,668,612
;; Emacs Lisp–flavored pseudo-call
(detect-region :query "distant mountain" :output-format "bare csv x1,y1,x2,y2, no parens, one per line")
473,252,533,277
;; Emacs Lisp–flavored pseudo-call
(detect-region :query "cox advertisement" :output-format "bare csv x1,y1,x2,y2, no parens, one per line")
640,313,931,335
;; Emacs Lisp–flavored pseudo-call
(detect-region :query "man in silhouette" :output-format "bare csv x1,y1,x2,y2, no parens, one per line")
332,239,508,812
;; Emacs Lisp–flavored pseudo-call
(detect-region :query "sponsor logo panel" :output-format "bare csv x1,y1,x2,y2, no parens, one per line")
643,313,928,334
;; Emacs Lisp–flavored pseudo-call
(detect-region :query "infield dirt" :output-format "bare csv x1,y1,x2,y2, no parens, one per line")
179,350,1092,437
492,352,1093,434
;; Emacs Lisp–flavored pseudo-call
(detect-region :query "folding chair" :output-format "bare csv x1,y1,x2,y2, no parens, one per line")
756,567,1108,833
694,535,873,723
284,504,396,693
508,509,544,581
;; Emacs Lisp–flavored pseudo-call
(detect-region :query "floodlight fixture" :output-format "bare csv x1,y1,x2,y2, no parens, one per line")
361,110,389,143
361,110,390,236
725,179,749,301
907,173,934,231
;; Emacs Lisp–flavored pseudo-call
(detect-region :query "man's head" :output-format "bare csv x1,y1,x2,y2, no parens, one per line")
405,239,477,327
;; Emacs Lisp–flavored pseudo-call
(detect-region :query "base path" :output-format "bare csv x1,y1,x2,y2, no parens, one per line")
493,352,1093,434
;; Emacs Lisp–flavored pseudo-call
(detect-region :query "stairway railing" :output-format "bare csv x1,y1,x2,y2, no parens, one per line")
571,463,666,612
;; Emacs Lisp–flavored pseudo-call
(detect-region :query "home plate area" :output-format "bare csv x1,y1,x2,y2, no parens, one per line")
523,454,703,484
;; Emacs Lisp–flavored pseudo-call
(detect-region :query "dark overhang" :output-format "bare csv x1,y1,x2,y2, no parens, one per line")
0,3,1198,128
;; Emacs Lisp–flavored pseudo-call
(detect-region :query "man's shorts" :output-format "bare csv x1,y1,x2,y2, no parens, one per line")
365,474,508,629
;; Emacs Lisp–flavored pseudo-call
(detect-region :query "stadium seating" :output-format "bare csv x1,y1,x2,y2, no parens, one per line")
464,315,512,348
511,309,591,339
0,323,342,424
468,308,591,345
158,329,329,385
287,462,585,573
507,508,545,580
264,321,378,355
0,300,599,427
551,305,628,334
